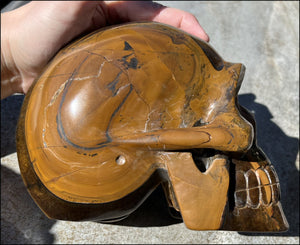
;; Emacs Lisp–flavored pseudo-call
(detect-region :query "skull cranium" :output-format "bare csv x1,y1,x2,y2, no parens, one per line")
16,22,288,232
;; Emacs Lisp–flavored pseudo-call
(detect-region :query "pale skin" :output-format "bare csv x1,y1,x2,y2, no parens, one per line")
1,1,209,99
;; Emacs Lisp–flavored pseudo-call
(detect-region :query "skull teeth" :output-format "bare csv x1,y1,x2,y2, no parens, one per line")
234,165,280,209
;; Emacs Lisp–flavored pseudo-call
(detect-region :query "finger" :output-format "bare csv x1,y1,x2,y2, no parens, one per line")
152,7,210,42
104,1,209,42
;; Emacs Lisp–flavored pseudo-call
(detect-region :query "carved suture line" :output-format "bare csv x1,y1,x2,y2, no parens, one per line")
83,50,126,75
45,160,110,184
46,72,74,79
72,61,106,81
128,81,151,120
144,109,159,132
84,50,137,83
84,50,112,61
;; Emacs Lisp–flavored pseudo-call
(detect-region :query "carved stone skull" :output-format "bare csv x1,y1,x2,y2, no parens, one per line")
16,22,288,232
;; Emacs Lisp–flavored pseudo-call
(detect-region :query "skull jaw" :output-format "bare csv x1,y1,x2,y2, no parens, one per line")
161,149,288,232
162,152,230,230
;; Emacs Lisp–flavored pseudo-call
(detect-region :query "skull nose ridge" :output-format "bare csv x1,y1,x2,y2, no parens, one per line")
222,62,246,96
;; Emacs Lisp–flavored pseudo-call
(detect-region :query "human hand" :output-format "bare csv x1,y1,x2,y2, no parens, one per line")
1,1,209,99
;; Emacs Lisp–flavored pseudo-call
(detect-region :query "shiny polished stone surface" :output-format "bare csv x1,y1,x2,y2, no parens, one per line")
1,1,299,244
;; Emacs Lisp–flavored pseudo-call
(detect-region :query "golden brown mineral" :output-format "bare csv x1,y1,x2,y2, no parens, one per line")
16,22,288,232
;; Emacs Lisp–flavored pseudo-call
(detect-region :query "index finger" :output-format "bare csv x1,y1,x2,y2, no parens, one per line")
104,1,209,42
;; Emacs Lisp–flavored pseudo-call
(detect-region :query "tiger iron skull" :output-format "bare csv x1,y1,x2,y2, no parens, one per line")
16,22,288,232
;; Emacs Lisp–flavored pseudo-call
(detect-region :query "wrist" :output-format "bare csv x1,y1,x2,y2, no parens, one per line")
1,12,22,99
